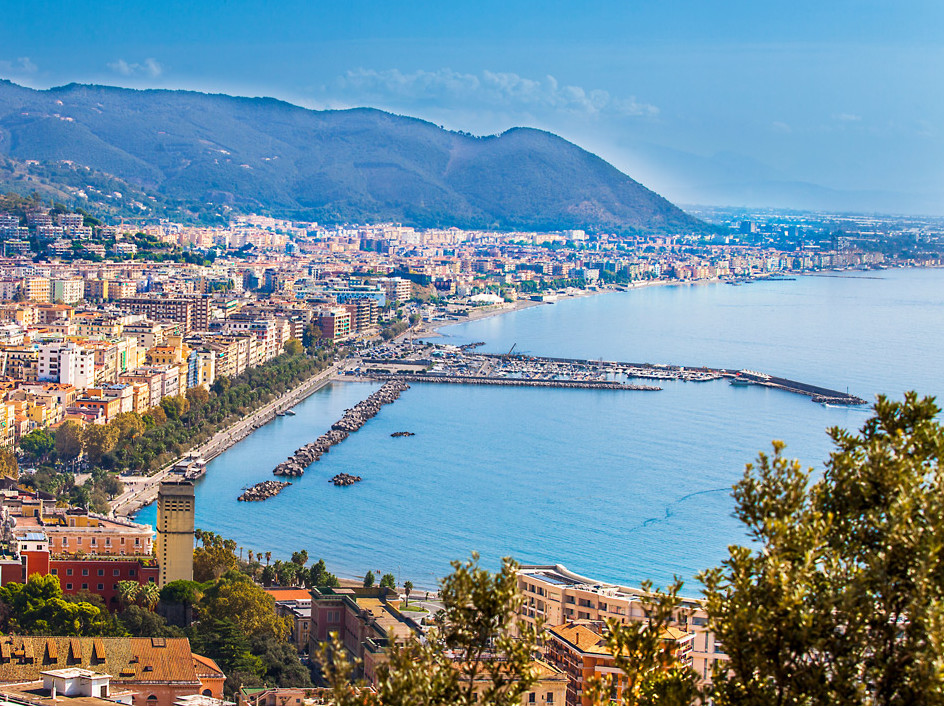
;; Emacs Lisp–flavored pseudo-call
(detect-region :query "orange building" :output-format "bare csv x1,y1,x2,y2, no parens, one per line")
544,620,693,705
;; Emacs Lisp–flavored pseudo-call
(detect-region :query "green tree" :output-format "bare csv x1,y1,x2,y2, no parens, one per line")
112,412,146,441
199,571,291,643
317,555,540,705
0,574,112,636
379,573,396,590
190,616,265,696
186,386,210,407
193,532,238,582
700,392,944,705
403,580,413,606
310,559,339,588
118,605,184,637
283,338,304,356
363,570,375,588
82,424,119,464
19,429,55,461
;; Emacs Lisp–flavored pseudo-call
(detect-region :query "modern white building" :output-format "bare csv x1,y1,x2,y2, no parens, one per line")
37,340,95,388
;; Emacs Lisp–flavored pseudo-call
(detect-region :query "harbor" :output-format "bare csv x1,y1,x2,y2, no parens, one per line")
348,343,867,406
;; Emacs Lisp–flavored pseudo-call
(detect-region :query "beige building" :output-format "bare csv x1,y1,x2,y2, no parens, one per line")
156,479,194,586
517,564,727,687
9,508,153,557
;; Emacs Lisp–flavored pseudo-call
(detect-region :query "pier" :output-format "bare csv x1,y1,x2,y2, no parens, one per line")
369,372,659,390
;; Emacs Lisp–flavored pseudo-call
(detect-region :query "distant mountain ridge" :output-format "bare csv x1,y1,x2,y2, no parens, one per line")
0,80,702,233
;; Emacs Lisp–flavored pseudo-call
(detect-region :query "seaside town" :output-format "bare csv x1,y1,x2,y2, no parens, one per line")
0,197,937,705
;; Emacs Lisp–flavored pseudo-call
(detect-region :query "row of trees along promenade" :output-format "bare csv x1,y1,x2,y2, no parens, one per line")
14,339,338,515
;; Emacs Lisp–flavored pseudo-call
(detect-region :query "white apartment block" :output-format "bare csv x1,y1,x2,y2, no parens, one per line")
37,341,95,388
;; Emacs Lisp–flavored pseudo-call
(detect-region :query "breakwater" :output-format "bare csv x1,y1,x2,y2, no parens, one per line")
368,373,661,391
271,380,409,477
239,480,291,502
237,381,409,500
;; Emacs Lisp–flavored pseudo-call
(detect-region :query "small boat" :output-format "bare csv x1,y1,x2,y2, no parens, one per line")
276,412,286,417
286,410,296,416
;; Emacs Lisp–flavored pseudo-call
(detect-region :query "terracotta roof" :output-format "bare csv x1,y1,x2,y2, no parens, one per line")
547,622,611,655
191,653,224,679
0,636,202,687
262,587,311,602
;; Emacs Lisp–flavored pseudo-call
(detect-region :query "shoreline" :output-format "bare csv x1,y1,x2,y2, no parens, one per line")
111,362,341,520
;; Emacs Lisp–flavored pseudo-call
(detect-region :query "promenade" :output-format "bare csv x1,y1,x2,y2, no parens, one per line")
110,362,340,519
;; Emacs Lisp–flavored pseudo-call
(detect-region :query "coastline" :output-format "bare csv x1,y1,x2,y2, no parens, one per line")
415,280,669,341
111,362,341,520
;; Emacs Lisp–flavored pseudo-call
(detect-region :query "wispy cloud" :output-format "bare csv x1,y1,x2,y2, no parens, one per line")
107,58,163,78
334,68,658,118
771,121,792,134
0,57,38,77
835,113,862,122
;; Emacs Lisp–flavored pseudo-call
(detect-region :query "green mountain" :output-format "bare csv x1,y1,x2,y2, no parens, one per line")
0,80,701,233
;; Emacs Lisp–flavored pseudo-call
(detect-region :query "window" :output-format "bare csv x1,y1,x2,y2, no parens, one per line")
547,693,553,703
113,569,120,577
81,583,88,590
90,538,97,546
97,584,104,590
135,538,140,546
82,569,89,576
67,569,73,576
66,583,73,590
129,569,136,577
50,569,58,575
98,569,104,576
528,693,535,704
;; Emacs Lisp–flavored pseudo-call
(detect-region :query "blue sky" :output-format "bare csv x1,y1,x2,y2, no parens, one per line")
2,1,942,214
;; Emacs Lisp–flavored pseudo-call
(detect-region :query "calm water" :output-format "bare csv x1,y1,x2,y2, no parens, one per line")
136,268,944,592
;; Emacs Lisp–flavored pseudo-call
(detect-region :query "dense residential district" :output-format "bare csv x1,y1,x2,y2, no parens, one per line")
0,197,938,705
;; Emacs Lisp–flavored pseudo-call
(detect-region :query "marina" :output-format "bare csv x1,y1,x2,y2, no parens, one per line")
352,345,866,405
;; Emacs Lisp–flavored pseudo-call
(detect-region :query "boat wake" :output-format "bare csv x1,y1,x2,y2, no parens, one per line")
626,487,731,534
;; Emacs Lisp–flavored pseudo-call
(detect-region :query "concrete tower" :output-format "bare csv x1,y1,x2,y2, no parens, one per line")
156,479,194,586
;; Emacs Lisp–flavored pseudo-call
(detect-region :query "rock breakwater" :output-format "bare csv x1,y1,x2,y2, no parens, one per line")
271,381,409,478
239,480,291,501
331,473,362,486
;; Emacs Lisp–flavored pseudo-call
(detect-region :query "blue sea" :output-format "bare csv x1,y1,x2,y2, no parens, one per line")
136,268,944,592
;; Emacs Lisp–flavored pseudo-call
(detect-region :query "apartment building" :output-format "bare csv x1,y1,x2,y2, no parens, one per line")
36,341,95,388
50,279,85,304
119,296,211,334
517,564,726,687
316,307,352,341
22,277,51,303
544,620,693,705
378,276,412,304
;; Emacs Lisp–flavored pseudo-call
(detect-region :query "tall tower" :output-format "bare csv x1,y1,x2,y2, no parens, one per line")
156,479,194,586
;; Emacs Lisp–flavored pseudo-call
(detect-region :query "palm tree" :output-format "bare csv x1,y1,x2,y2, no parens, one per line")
138,581,160,611
265,551,272,566
247,550,254,564
404,580,414,607
116,580,140,610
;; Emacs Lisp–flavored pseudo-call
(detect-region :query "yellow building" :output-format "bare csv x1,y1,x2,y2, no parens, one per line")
156,479,194,586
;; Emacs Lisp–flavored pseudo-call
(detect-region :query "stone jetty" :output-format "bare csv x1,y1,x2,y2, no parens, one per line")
330,473,362,486
391,431,414,437
239,480,291,501
272,381,409,477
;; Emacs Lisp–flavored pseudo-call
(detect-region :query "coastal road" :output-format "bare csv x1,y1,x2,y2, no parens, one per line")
110,362,340,519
